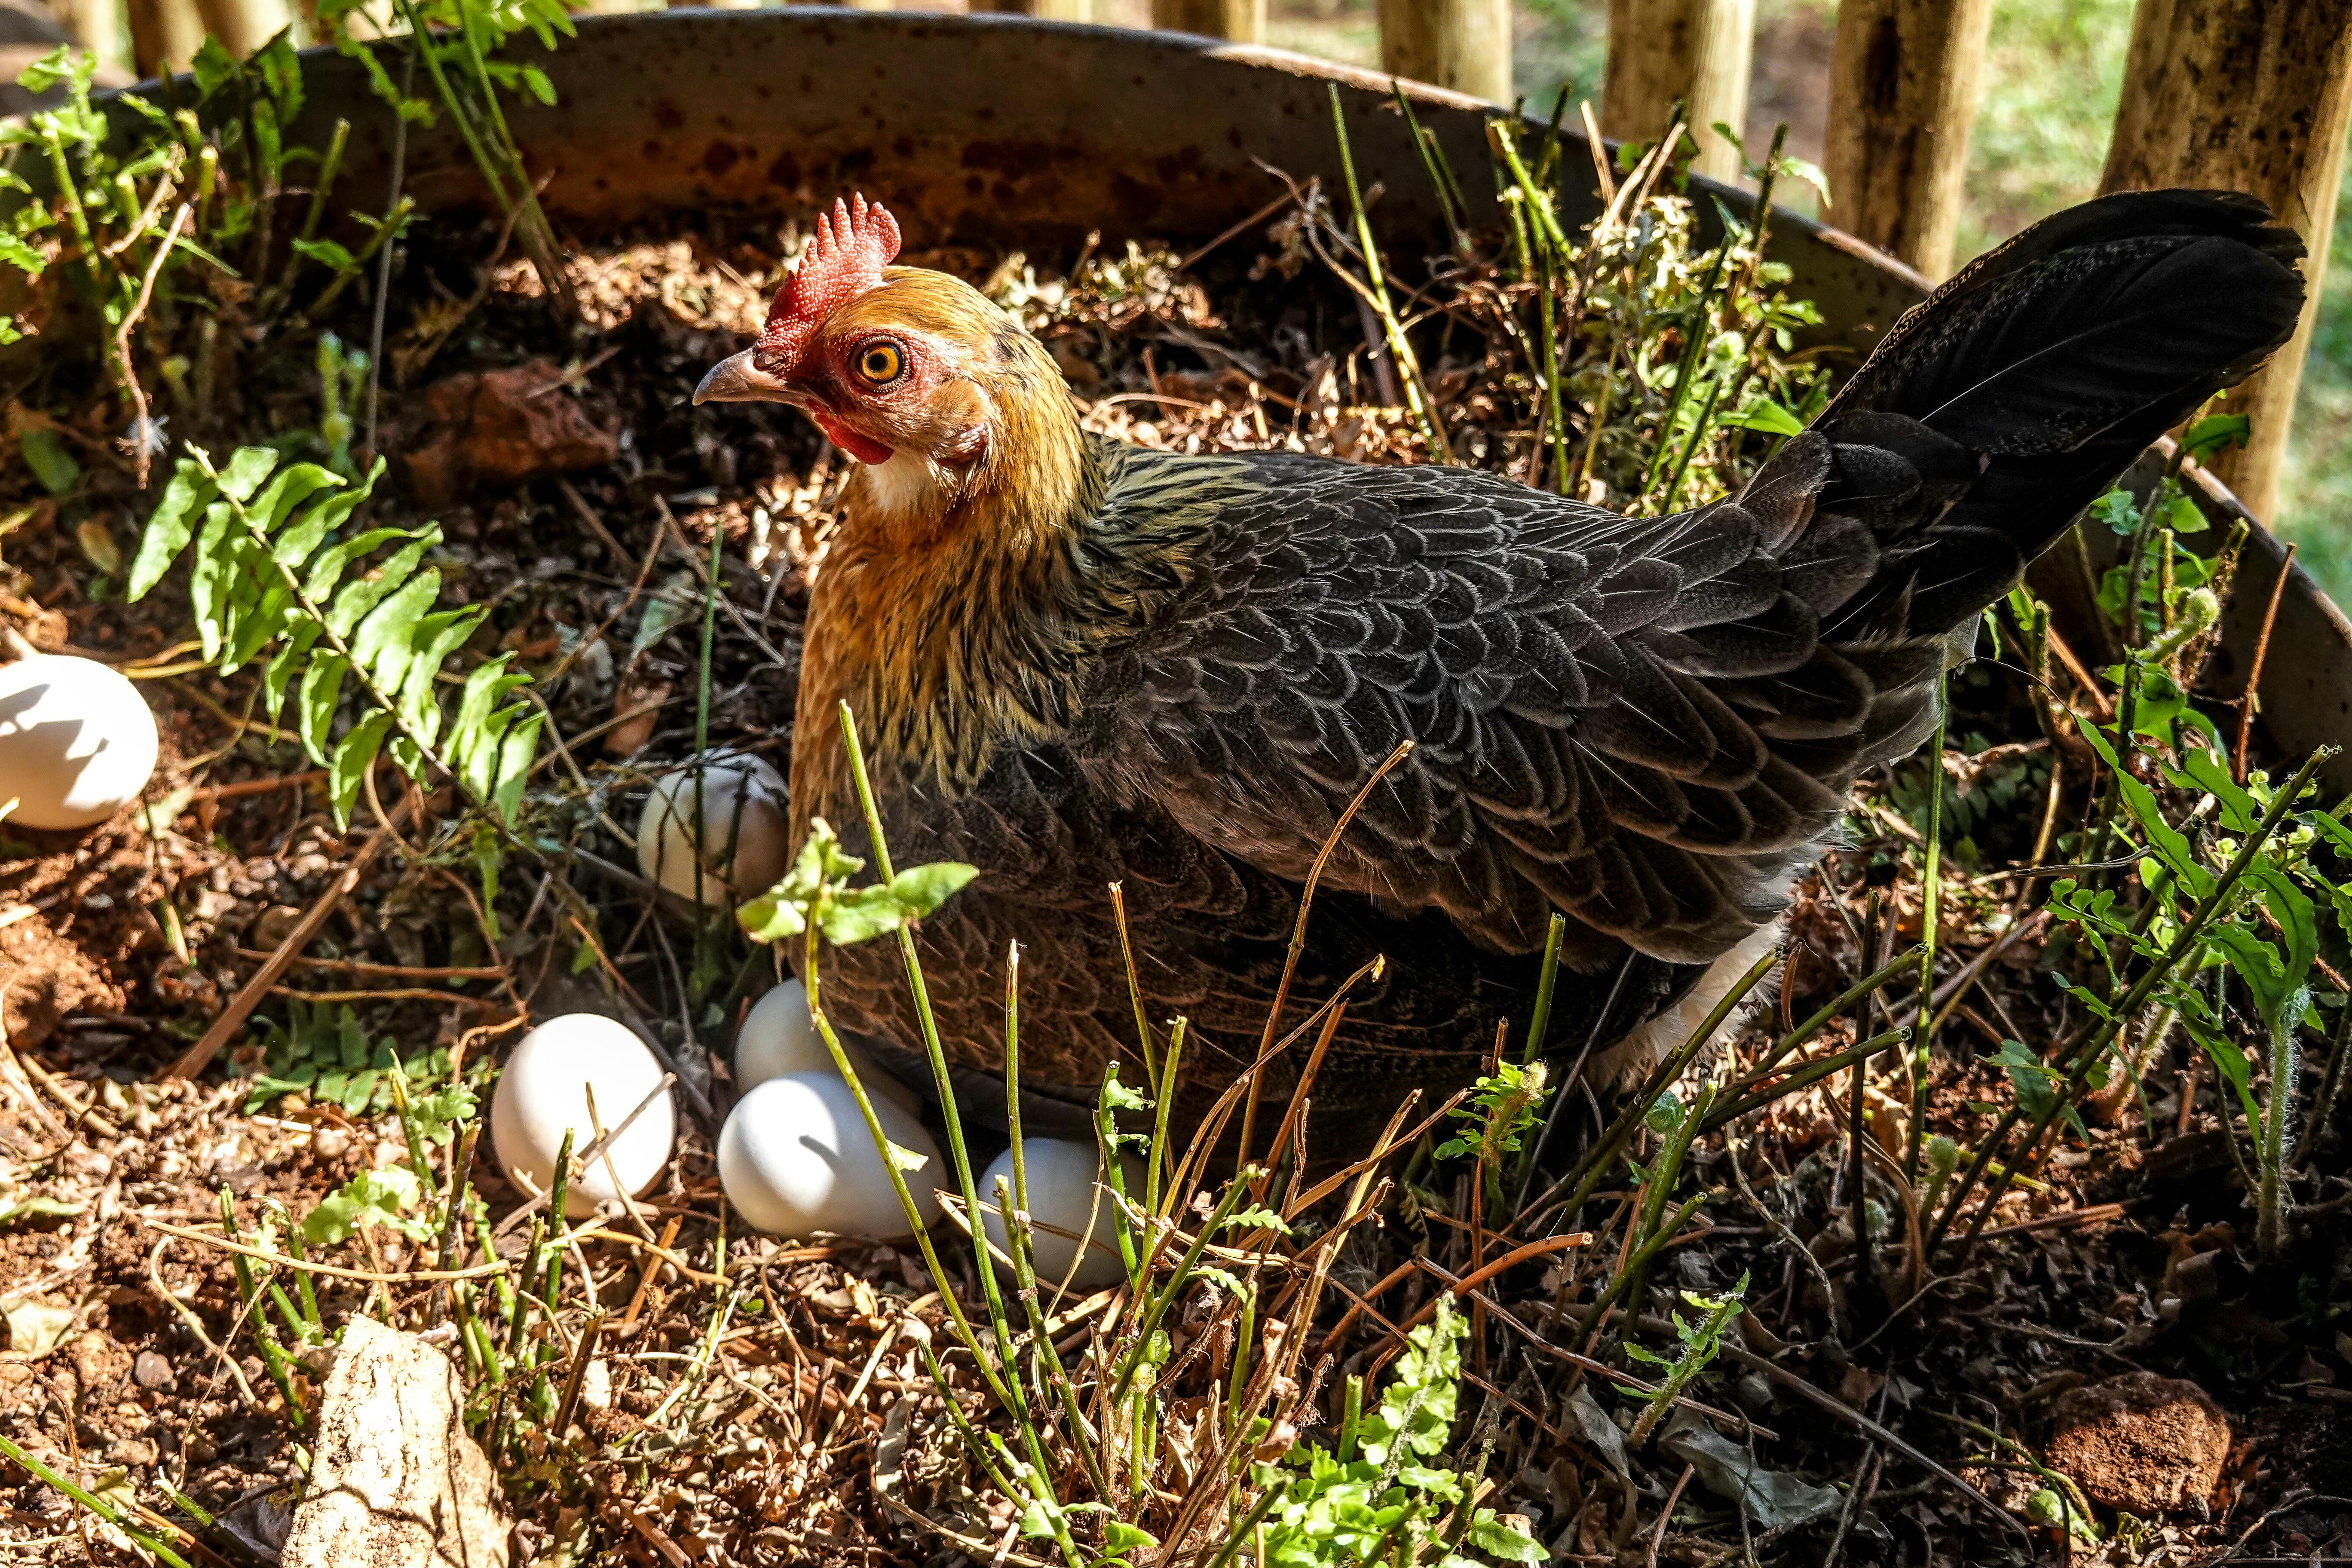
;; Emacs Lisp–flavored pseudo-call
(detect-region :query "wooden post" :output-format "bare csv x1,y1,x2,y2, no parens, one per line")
1602,0,1757,184
125,0,206,78
2099,0,2352,522
191,0,293,57
1378,0,1511,104
1822,0,1994,280
1153,0,1262,43
56,0,130,76
976,0,1092,21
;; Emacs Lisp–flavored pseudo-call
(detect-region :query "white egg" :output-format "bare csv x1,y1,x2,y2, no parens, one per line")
634,750,790,905
979,1138,1139,1292
0,655,159,831
735,980,923,1113
719,1072,941,1239
490,1013,677,1218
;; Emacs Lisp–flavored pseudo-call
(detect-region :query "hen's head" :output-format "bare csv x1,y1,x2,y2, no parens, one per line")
695,196,1080,531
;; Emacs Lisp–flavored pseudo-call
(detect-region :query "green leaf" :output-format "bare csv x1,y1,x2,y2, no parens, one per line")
326,531,435,639
1102,1521,1156,1554
349,565,442,695
300,524,410,607
2182,413,2251,460
0,1196,78,1227
0,232,44,277
885,861,979,919
407,1083,478,1146
2088,489,2141,538
490,710,543,822
291,236,358,273
1989,1039,2074,1133
631,570,700,655
2162,493,2209,536
1723,396,1805,437
2076,725,2209,895
396,608,486,745
251,28,305,122
2170,741,2263,833
329,710,395,828
128,458,213,600
738,894,809,943
297,652,352,766
301,1166,429,1245
189,35,236,99
16,44,87,94
217,445,283,503
17,425,79,496
245,462,338,539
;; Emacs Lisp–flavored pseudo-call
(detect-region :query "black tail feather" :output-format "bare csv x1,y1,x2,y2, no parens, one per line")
1795,188,2304,644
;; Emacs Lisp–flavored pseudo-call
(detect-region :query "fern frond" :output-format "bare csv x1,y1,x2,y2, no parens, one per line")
129,442,541,828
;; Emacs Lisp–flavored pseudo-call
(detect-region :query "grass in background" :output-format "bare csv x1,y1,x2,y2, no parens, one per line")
2278,161,2352,603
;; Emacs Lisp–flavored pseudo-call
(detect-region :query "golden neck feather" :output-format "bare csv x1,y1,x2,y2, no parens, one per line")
791,342,1104,834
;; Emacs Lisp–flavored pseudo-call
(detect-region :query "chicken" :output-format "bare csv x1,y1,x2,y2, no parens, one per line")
695,190,2304,1138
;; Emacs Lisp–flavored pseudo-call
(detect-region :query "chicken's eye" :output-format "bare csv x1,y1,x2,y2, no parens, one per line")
853,341,906,385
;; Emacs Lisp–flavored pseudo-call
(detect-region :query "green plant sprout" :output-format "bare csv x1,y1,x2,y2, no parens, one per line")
1437,1058,1547,1217
319,0,576,311
243,997,486,1118
1622,1274,1746,1446
1251,1301,1543,1567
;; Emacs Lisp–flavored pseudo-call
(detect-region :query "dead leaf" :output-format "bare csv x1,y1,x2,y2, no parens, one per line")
1567,1384,1630,1478
2,1294,80,1357
1660,1409,1841,1531
604,675,670,759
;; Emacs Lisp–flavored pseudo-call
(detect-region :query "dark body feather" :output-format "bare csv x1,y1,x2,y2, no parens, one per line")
804,190,2306,1138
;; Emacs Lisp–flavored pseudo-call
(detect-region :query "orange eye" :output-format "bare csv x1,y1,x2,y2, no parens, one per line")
854,341,905,384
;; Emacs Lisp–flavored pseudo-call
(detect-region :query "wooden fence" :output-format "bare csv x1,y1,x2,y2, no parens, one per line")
45,0,2352,521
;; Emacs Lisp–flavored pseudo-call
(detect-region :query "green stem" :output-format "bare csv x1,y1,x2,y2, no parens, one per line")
1150,1017,1186,1219
1328,86,1451,460
1526,949,1778,1229
0,1435,194,1568
2257,991,2306,1254
1704,1027,1911,1130
1111,1166,1264,1405
1910,680,1948,1178
797,922,1010,1412
1521,912,1567,1066
1931,744,2337,1256
815,723,1075,1526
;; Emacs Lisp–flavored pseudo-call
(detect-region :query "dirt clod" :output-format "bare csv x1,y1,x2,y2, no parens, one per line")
2048,1370,2232,1517
398,360,618,509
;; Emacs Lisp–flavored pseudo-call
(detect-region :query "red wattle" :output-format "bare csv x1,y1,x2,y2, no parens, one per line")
812,414,894,466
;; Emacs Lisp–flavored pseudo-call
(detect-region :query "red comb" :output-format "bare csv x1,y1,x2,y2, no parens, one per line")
756,194,903,370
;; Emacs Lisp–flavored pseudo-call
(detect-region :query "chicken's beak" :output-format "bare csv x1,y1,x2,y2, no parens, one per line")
693,349,793,406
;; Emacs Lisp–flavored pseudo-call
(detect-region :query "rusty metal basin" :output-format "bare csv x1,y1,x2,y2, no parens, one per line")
102,10,2352,781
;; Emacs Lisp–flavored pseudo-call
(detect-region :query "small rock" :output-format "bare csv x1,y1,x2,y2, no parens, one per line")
400,360,618,509
133,1350,176,1391
2047,1372,2230,1517
279,1317,509,1568
251,905,306,951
